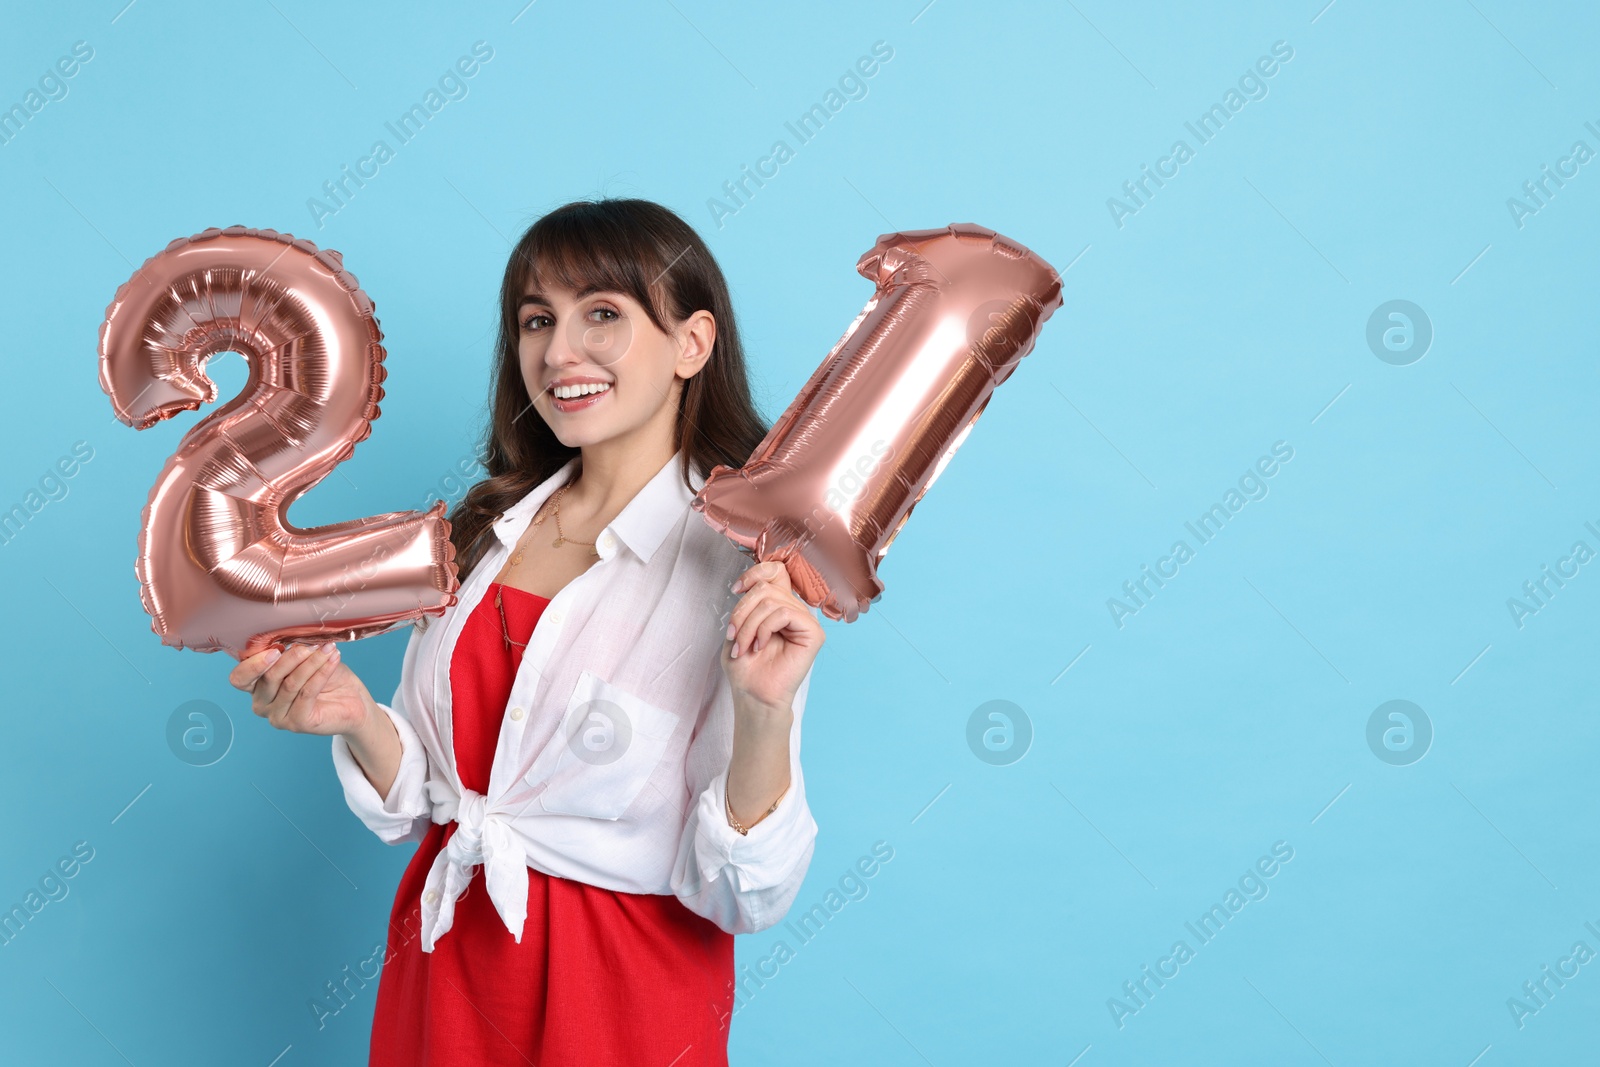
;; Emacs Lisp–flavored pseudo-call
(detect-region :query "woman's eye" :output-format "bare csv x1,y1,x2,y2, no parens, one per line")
589,306,619,323
521,314,553,331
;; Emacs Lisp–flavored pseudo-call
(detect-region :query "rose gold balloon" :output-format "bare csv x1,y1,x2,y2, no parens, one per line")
692,223,1063,622
98,225,459,659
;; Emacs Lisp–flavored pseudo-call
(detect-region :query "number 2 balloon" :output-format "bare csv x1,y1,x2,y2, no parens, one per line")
692,223,1063,623
98,226,459,659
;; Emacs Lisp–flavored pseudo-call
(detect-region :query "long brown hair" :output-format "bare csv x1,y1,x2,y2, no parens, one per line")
419,198,769,630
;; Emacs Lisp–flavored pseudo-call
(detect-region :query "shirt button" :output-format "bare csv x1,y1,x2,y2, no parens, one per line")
424,889,439,905
509,706,524,721
600,532,616,552
547,609,563,626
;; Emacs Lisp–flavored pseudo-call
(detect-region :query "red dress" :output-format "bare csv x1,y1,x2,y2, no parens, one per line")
369,582,735,1066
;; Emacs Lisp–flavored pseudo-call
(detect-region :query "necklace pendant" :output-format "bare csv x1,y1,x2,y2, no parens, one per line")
552,535,565,548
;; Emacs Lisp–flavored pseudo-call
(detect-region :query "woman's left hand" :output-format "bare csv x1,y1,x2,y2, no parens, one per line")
722,559,825,712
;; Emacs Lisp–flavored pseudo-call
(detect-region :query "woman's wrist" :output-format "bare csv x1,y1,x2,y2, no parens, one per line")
341,693,386,747
726,691,793,831
726,775,788,834
341,695,401,798
730,688,795,727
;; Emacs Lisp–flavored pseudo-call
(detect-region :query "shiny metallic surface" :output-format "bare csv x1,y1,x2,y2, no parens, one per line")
99,226,459,658
692,223,1062,622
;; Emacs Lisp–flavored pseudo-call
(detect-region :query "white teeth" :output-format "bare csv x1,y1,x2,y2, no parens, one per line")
552,382,612,399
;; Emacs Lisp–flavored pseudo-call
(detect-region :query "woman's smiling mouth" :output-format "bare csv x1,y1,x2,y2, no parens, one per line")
548,379,613,412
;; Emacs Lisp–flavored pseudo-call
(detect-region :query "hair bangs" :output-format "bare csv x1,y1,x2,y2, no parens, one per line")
512,204,674,332
437,197,772,592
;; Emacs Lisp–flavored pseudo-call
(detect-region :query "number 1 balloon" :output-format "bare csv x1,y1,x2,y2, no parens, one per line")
98,226,459,659
691,223,1063,623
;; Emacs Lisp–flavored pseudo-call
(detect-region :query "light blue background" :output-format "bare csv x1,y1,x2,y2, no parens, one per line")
2,1,1597,1063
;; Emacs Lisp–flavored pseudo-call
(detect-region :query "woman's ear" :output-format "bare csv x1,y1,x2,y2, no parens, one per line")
675,309,717,379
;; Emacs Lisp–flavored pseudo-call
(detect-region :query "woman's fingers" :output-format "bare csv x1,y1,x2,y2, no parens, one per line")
727,561,819,655
727,582,780,646
255,643,336,724
228,646,282,691
257,643,315,705
292,654,341,729
751,604,796,655
286,643,338,692
733,599,794,658
280,646,337,724
732,559,791,595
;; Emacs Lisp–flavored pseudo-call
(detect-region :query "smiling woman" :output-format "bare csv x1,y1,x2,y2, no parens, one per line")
433,198,771,583
241,198,830,1067
524,302,625,416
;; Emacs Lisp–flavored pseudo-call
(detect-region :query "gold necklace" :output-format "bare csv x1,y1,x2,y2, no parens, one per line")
495,584,528,652
509,483,598,566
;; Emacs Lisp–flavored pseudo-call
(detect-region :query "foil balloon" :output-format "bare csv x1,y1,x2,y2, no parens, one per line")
98,225,459,659
692,223,1063,623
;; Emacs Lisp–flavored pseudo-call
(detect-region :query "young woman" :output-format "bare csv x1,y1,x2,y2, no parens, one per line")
229,198,825,1065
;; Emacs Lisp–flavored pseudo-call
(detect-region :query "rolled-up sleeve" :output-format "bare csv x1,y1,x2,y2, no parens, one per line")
330,623,432,845
671,646,819,935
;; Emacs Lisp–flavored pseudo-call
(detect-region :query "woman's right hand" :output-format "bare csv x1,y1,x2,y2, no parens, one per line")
228,641,376,737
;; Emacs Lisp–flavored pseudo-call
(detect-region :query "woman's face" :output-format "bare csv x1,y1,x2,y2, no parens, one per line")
517,282,713,448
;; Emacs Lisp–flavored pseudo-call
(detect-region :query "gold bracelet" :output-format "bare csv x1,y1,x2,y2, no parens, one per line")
726,779,788,835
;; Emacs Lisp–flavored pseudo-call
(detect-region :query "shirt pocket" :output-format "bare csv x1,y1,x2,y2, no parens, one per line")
535,669,682,821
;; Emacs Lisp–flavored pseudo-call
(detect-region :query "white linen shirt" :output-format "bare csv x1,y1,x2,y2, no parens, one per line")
330,449,819,952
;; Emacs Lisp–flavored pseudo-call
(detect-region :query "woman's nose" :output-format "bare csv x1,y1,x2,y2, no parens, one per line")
571,316,632,369
542,319,584,366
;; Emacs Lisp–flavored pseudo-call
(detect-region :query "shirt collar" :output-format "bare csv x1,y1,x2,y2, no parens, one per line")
491,449,703,565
